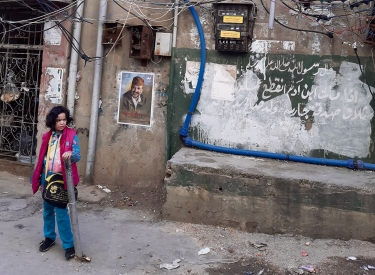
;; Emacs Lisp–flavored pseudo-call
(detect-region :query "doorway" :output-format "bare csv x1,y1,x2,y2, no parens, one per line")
0,4,43,164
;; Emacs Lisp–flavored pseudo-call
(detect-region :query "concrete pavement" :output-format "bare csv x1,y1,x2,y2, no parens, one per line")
2,171,375,275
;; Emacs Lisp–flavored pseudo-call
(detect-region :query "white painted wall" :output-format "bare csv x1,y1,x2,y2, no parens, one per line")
184,57,374,158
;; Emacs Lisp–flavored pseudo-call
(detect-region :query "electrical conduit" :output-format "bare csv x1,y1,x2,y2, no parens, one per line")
67,0,85,117
85,0,108,184
179,2,206,138
179,4,375,171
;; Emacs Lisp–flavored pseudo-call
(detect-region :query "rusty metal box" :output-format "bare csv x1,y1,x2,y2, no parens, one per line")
102,22,123,46
129,26,153,60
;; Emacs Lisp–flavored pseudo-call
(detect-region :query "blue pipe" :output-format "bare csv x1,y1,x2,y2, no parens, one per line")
179,3,206,138
179,5,375,171
185,138,375,170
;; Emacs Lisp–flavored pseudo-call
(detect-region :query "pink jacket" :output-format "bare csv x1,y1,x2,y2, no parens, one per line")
31,127,80,194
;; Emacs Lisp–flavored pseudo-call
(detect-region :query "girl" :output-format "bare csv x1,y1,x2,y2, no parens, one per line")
31,106,81,260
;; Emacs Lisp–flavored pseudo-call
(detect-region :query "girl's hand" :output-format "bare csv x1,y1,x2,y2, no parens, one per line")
62,151,72,161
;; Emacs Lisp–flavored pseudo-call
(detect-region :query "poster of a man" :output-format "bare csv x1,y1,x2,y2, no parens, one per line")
118,72,154,126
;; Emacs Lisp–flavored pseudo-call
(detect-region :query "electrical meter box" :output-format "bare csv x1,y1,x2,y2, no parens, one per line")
129,25,153,60
154,32,172,56
213,3,256,52
102,21,123,46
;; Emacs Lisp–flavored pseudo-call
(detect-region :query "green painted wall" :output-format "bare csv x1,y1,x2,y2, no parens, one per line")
168,48,375,164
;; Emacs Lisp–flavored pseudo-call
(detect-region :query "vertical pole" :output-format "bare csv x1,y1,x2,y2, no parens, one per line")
85,0,108,185
268,0,276,29
67,0,85,117
65,159,83,258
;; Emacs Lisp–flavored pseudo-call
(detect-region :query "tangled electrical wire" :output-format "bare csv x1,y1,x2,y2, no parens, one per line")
266,0,375,43
0,0,222,64
1,0,374,72
36,0,99,65
259,0,375,99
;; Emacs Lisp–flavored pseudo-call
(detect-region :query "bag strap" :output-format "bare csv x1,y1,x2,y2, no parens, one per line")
44,134,61,177
44,135,52,178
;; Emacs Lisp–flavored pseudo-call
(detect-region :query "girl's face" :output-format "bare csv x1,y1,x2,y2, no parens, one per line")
55,113,67,133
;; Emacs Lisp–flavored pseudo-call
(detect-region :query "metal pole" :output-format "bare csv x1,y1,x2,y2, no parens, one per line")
85,0,108,185
268,0,276,29
64,159,83,259
67,0,85,116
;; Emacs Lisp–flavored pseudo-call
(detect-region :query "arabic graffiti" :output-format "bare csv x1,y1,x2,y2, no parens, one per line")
188,54,374,158
243,55,374,124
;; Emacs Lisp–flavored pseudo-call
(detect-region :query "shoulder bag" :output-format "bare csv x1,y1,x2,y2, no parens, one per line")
42,135,77,208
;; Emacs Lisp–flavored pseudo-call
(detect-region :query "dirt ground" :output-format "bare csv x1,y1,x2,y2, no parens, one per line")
95,180,165,218
2,170,375,274
90,181,375,275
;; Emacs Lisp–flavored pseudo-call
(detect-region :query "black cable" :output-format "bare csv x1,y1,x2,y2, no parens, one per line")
37,0,100,64
3,3,82,35
281,0,370,21
259,0,334,37
339,3,367,43
18,0,45,14
113,0,153,30
0,1,81,34
0,1,86,45
354,47,375,100
113,0,161,63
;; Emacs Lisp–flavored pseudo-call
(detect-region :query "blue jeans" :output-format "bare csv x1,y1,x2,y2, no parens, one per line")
42,171,74,250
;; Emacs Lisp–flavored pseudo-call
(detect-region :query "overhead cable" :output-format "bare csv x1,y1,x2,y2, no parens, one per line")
259,0,334,37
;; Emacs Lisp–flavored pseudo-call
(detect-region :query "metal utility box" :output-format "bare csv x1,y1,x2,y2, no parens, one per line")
154,32,172,56
102,21,123,46
129,25,153,60
213,3,256,52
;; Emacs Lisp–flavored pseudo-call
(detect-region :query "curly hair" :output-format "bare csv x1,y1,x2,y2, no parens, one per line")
45,106,73,129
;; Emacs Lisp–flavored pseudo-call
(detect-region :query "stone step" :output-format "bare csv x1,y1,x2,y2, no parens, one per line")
163,148,375,241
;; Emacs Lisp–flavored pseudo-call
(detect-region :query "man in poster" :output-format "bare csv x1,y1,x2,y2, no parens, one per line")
122,76,147,112
118,75,152,126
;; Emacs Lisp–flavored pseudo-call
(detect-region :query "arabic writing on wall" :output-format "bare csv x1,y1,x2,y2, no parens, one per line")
185,56,374,158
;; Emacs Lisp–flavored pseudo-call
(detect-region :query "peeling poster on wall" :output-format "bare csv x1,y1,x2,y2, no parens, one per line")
117,72,154,127
45,67,63,104
43,21,62,45
184,61,236,101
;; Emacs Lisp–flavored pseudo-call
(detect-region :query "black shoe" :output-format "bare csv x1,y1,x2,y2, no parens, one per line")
65,247,75,260
39,238,55,252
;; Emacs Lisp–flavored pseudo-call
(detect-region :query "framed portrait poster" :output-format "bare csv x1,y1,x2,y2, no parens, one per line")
117,71,154,126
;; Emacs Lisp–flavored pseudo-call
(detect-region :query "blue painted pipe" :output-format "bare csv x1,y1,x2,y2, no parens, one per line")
179,5,375,171
179,3,206,138
185,138,375,170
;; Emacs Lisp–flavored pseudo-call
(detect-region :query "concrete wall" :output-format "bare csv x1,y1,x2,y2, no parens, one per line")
169,1,375,164
72,0,171,186
163,148,375,241
37,19,72,152
27,0,375,189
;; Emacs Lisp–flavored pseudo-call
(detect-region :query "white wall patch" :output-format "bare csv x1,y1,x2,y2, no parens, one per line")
283,41,295,51
251,40,296,54
44,21,62,45
211,64,236,101
45,68,63,104
306,61,374,157
184,61,200,94
312,34,321,54
185,61,236,101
